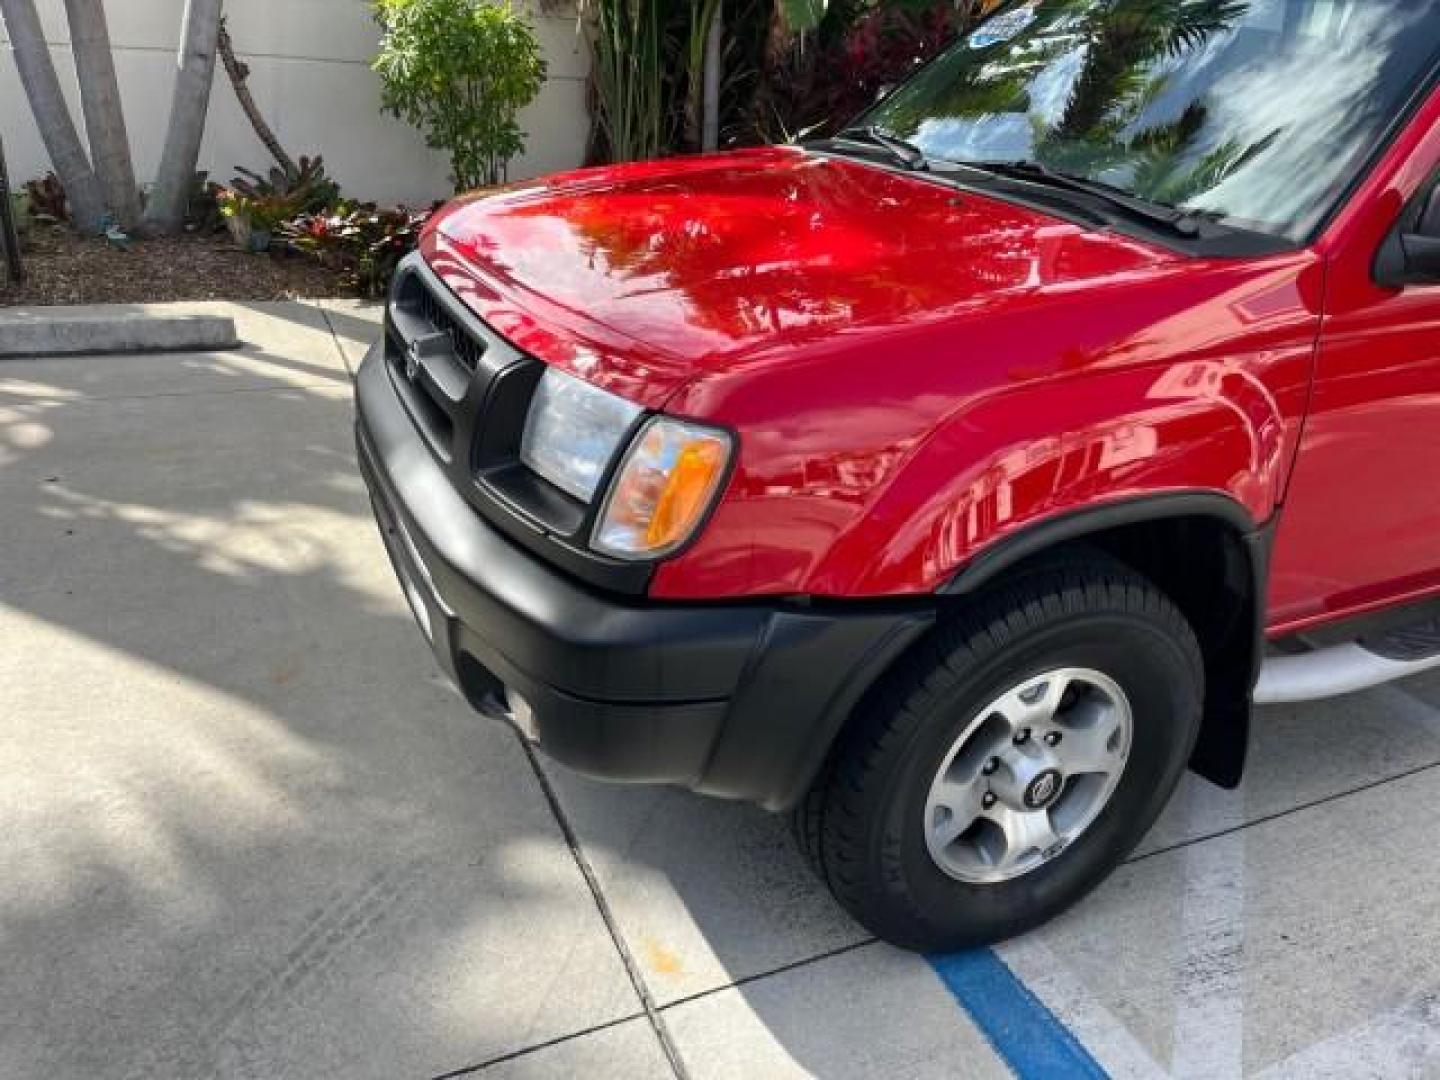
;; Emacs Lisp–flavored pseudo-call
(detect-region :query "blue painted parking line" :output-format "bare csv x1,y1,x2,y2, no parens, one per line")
930,948,1109,1079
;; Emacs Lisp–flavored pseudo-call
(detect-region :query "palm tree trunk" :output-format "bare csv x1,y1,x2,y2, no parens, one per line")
218,16,295,175
63,0,142,229
0,0,106,233
684,0,723,152
701,1,722,152
1,133,25,283
144,0,223,234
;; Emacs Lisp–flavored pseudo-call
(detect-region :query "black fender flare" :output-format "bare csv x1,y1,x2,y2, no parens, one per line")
940,492,1262,596
940,491,1275,788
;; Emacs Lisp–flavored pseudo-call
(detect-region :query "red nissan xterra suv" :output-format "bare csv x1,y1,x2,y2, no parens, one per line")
357,0,1440,951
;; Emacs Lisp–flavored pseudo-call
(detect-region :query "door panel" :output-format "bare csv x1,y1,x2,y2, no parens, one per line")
1268,94,1440,633
1268,296,1440,627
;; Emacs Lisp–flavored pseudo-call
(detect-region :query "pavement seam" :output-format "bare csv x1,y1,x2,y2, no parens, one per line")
655,937,881,1013
1126,755,1440,865
650,752,1440,1003
0,380,341,406
440,753,1440,1072
428,927,882,1072
428,1011,648,1078
316,304,357,380
432,714,1440,1075
516,739,694,1080
440,938,887,1073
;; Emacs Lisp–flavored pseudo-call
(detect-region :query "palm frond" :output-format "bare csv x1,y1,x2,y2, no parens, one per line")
1163,0,1250,58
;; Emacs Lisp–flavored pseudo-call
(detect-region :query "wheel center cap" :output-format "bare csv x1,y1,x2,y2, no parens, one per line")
1023,768,1064,810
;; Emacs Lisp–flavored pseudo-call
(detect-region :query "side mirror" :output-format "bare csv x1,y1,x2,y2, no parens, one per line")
1375,186,1440,287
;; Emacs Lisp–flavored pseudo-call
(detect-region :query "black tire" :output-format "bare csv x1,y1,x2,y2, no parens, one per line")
797,551,1203,952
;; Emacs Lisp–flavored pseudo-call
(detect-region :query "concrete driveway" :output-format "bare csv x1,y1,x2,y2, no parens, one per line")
3,302,1440,1079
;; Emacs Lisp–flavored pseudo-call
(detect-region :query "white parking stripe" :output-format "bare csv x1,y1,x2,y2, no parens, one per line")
990,683,1440,1079
998,936,1169,1080
1170,780,1248,1080
1253,989,1440,1079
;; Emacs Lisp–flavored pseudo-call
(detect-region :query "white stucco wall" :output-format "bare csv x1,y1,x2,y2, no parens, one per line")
0,0,590,206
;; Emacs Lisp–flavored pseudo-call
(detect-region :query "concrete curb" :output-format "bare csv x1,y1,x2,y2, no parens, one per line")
0,305,240,358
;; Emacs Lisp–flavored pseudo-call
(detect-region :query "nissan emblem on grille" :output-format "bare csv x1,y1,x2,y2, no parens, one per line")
404,330,451,383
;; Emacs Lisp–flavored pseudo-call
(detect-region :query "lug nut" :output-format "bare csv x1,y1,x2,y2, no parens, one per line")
1014,728,1031,746
982,757,999,776
982,793,997,809
1044,731,1062,746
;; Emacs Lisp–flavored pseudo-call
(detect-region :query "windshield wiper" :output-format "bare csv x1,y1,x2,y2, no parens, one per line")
956,160,1208,238
828,126,930,171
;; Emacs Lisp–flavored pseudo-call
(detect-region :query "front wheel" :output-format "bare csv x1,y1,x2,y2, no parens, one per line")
797,554,1203,952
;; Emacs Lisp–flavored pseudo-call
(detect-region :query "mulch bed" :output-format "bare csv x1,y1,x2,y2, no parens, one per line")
0,225,351,307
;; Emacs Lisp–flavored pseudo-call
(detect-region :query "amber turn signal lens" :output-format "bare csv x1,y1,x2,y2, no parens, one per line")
593,418,733,559
646,438,728,549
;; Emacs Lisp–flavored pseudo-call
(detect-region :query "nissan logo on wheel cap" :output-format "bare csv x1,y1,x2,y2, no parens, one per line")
1023,769,1063,809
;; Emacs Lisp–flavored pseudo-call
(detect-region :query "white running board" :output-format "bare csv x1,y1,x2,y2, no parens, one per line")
1254,643,1440,705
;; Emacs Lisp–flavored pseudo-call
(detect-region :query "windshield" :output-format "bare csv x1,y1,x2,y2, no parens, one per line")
861,0,1440,240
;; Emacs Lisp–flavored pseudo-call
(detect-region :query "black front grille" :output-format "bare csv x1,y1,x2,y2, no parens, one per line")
381,252,654,596
384,259,529,464
412,281,487,374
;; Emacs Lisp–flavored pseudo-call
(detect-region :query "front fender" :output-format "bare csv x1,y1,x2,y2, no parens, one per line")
806,357,1296,595
652,251,1322,600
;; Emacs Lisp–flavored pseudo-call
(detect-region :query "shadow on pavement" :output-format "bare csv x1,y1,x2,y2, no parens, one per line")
541,648,1440,1076
6,310,1440,1079
0,327,637,1079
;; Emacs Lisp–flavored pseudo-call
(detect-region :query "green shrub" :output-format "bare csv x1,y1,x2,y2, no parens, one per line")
9,193,31,236
373,0,546,192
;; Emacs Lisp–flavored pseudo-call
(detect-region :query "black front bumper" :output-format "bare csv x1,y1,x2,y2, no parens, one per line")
355,344,933,811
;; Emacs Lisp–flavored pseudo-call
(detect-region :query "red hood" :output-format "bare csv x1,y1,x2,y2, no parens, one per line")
422,147,1179,410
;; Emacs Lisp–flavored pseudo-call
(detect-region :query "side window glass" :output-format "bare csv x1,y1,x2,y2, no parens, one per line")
1375,180,1440,286
1419,186,1440,238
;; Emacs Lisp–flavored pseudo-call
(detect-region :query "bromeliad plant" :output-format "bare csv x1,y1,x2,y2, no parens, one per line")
23,172,68,223
372,0,547,192
230,155,341,215
282,203,435,298
214,154,344,250
216,187,295,251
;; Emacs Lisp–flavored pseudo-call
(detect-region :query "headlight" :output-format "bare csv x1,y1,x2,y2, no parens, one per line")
594,417,733,560
520,367,642,502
